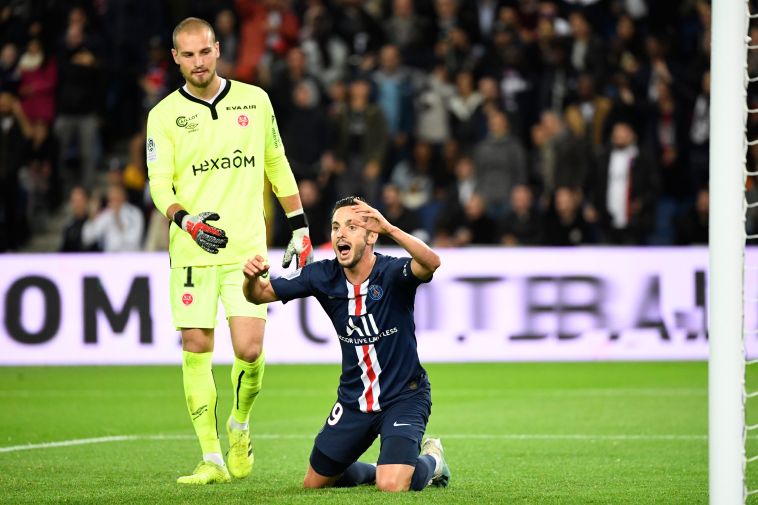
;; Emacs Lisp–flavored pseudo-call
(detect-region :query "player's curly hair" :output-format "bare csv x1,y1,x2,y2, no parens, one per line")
331,196,366,219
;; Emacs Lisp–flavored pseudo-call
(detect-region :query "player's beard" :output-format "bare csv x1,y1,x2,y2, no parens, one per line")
184,66,216,89
339,238,368,269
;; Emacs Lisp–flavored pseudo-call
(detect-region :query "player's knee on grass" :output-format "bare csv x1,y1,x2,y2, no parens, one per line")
305,447,347,488
375,465,413,492
375,437,422,492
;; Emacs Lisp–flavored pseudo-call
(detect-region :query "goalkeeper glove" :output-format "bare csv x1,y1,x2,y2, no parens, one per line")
282,210,313,269
173,210,228,254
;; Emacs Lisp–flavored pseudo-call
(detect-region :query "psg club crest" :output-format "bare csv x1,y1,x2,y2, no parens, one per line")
182,293,193,306
237,114,249,127
368,285,383,301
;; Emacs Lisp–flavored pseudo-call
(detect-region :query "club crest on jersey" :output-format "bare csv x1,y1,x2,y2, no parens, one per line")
237,114,249,127
182,293,193,306
368,285,383,301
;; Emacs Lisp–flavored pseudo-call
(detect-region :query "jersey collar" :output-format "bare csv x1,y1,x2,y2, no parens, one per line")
178,79,232,120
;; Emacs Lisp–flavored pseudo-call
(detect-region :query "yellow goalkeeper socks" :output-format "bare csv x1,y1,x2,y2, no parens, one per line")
230,353,265,425
182,351,222,456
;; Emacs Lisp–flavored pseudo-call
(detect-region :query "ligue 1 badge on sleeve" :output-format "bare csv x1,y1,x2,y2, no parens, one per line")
146,137,157,162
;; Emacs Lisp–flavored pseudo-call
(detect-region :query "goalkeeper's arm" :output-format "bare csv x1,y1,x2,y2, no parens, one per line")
277,193,313,269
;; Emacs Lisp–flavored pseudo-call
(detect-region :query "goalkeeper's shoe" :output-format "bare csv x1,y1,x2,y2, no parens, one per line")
227,417,254,478
176,460,231,485
421,438,451,488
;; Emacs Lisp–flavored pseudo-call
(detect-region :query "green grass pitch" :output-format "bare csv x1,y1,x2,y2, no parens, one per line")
0,361,743,504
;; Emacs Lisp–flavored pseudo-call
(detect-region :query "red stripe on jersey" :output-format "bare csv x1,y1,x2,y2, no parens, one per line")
361,344,376,412
353,283,362,316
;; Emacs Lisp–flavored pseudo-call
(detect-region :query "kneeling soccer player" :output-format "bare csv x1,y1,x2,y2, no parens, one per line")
243,197,450,491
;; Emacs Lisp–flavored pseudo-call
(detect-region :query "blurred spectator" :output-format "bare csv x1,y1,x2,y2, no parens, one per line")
17,39,56,147
586,121,658,244
456,193,497,245
378,183,428,244
82,183,144,252
329,77,388,202
0,90,32,251
384,0,433,68
567,10,605,80
298,178,331,246
498,184,543,246
55,9,105,190
373,45,415,156
438,27,476,77
532,110,589,208
333,0,386,71
688,70,710,192
415,62,453,146
215,9,239,78
281,81,329,181
635,34,681,105
607,14,643,77
60,185,98,252
434,155,476,245
122,132,147,208
234,0,300,84
674,188,708,245
536,37,575,114
543,186,593,246
300,5,348,87
473,109,527,217
0,42,19,92
476,23,535,137
564,72,612,149
448,70,485,153
433,0,479,50
390,141,435,210
270,46,323,125
139,37,170,113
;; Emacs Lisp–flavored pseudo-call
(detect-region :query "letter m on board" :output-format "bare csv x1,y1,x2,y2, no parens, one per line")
83,276,152,344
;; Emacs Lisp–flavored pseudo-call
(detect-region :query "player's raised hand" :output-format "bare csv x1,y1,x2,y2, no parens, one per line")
352,200,395,235
179,211,228,254
244,255,270,281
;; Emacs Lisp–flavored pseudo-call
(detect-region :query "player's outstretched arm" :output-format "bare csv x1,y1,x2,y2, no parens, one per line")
352,200,441,280
243,255,280,304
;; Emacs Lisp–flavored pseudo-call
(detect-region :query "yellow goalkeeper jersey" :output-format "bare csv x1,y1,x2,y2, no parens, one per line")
146,79,298,268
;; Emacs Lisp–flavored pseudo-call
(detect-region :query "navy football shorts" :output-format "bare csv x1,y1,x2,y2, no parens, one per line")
309,385,432,476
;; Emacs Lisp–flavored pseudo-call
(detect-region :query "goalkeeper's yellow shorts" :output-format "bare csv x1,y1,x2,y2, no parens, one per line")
170,263,267,329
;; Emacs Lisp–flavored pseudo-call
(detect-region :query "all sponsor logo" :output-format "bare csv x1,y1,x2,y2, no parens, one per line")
237,114,249,127
182,293,193,306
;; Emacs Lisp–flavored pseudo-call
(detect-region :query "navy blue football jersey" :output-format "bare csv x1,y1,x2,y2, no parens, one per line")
271,253,430,412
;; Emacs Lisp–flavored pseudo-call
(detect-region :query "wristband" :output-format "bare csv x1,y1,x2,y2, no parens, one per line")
286,210,308,231
173,210,189,228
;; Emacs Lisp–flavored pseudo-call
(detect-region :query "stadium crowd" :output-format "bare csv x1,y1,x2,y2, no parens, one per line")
0,0,724,252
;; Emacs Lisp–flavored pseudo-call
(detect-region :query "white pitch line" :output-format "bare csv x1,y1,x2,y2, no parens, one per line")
0,432,717,454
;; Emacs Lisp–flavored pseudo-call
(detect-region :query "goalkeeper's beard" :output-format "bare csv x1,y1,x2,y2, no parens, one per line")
184,67,215,89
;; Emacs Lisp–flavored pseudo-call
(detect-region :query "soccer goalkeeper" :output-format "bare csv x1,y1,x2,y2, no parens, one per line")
146,17,313,485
